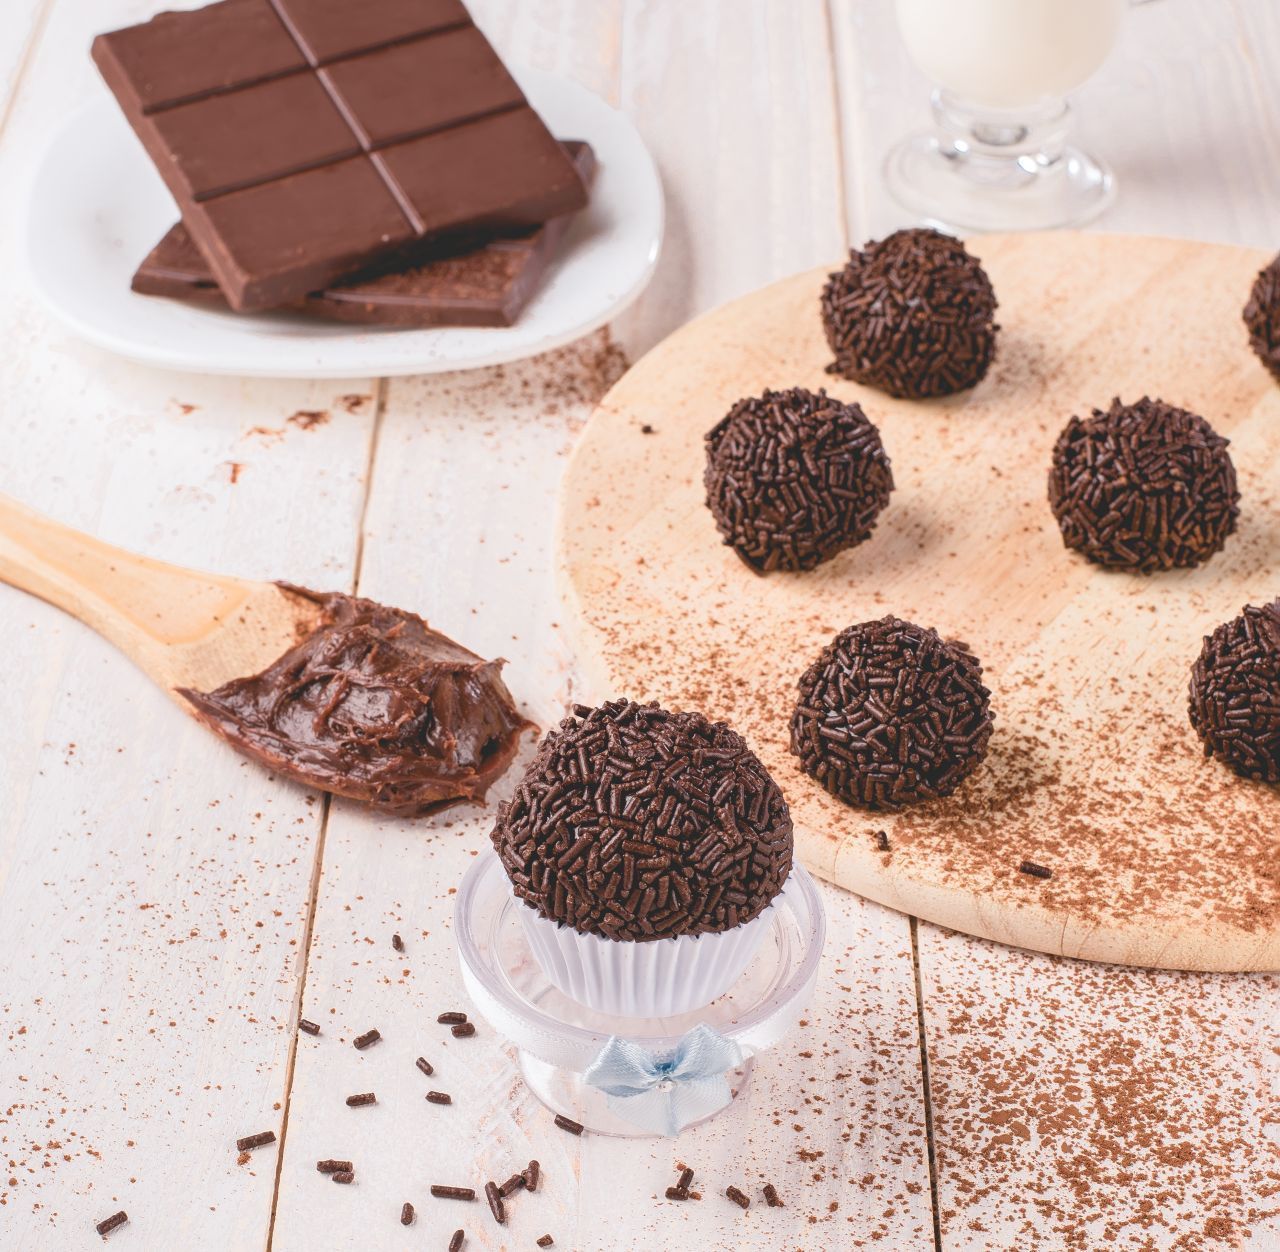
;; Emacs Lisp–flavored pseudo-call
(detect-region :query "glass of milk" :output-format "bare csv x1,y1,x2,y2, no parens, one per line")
884,0,1128,231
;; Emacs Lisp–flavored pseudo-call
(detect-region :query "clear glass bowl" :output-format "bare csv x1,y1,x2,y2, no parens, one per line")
455,852,826,1137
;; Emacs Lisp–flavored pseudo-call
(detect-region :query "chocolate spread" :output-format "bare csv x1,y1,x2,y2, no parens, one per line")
179,587,533,816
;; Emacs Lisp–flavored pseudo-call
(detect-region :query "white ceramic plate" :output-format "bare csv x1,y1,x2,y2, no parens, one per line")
24,69,663,378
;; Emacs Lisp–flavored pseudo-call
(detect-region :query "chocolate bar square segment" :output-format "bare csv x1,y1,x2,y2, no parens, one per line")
380,110,588,238
147,73,361,202
193,158,416,308
319,27,524,149
93,0,305,114
270,0,469,64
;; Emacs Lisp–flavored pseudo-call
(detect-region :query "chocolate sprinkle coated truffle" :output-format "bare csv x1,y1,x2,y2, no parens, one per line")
821,228,998,398
704,387,894,573
791,617,994,810
1188,600,1280,782
491,701,793,941
1047,397,1239,571
1244,254,1280,381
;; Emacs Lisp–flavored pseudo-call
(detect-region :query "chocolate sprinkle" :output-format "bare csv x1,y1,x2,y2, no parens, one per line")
437,1011,468,1025
1244,253,1280,381
492,700,793,941
449,1231,465,1252
451,1022,476,1038
875,830,890,852
431,1186,477,1201
554,1114,585,1136
791,617,994,809
677,1167,694,1191
665,1186,689,1201
416,1056,434,1077
537,1237,555,1248
484,1180,506,1224
95,1211,128,1237
725,1185,751,1210
345,1092,376,1107
703,387,894,574
1047,396,1239,572
523,1160,540,1192
821,227,998,398
298,1019,320,1036
400,1201,414,1226
1188,600,1280,782
236,1131,276,1152
426,1091,452,1106
392,933,404,952
1019,859,1053,880
763,1182,783,1207
353,1029,381,1050
317,1159,353,1174
498,1173,526,1198
332,1170,355,1185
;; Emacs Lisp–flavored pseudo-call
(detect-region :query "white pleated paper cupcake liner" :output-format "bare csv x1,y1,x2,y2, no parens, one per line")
515,882,786,1018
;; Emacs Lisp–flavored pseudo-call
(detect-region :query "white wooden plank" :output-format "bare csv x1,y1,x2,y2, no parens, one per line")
831,0,1280,247
917,928,1280,1249
0,0,48,135
0,1,378,1246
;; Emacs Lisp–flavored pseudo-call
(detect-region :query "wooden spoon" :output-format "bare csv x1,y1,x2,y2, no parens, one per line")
0,492,323,705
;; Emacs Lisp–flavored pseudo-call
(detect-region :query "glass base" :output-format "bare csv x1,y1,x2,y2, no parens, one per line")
885,129,1115,234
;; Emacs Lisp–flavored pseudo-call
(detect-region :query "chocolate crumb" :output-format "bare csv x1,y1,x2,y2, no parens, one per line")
400,1201,414,1226
875,830,890,852
1019,860,1053,880
554,1114,584,1136
451,1022,476,1038
236,1131,276,1152
96,1211,128,1237
640,424,656,434
345,1092,376,1107
317,1159,353,1174
537,1237,555,1248
353,1028,381,1050
392,933,404,952
725,1185,750,1209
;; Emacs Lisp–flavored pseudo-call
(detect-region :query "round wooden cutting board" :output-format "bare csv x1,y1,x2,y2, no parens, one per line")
557,232,1280,973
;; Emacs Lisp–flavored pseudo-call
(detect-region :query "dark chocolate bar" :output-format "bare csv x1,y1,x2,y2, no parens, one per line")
92,0,587,311
132,142,596,328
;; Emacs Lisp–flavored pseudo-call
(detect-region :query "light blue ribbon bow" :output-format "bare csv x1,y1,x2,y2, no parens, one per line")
582,1024,745,1136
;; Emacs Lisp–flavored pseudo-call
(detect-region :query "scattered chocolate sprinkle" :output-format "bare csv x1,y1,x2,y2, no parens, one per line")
523,1160,540,1192
536,1237,554,1248
317,1159,353,1174
392,933,404,952
95,1211,128,1237
437,1011,468,1025
554,1114,584,1136
1188,599,1280,781
432,1186,477,1201
492,700,793,940
1244,253,1280,380
448,1230,465,1252
484,1180,506,1223
400,1201,414,1226
1047,396,1239,571
791,617,994,809
640,423,656,434
345,1092,376,1107
416,1057,434,1077
703,387,894,573
665,1187,689,1201
725,1185,750,1210
299,1019,320,1036
763,1183,783,1207
875,830,890,852
451,1022,476,1038
821,227,998,398
498,1173,526,1198
236,1131,276,1152
1019,859,1053,880
353,1028,381,1050
676,1167,694,1191
426,1091,452,1106
332,1170,355,1185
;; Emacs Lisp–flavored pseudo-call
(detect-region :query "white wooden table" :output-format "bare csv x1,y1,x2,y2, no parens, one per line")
1,3,1277,1249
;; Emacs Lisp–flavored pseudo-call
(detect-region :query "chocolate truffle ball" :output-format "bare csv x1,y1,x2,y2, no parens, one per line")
821,228,998,399
491,700,793,941
1047,396,1240,572
703,387,894,574
790,617,994,810
1244,254,1280,381
1188,600,1280,783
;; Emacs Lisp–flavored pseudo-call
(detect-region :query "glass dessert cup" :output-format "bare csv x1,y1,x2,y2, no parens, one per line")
455,851,825,1137
884,89,1115,232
